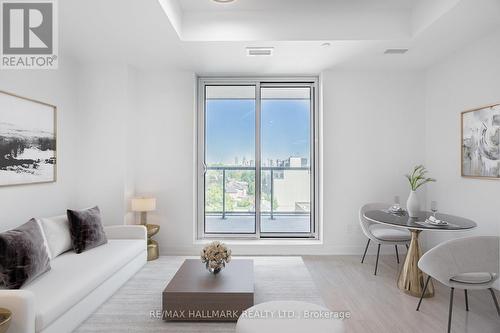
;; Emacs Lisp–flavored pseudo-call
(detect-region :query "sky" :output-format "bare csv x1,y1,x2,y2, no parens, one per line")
205,99,311,166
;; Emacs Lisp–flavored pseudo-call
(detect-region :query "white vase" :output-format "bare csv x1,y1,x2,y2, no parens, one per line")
406,190,420,218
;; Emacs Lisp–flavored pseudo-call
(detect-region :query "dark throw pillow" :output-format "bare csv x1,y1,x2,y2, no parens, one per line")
67,206,107,254
0,219,51,289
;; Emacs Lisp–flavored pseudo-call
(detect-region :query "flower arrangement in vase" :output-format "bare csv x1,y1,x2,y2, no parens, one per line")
405,165,436,218
200,241,232,274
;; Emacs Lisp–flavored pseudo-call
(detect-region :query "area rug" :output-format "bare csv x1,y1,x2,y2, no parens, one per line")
74,256,323,332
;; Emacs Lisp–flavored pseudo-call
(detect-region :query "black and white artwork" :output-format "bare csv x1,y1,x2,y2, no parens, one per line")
0,91,56,186
462,104,500,179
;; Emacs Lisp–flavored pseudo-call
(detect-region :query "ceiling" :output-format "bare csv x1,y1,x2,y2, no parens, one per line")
178,0,416,12
166,0,415,41
61,0,500,74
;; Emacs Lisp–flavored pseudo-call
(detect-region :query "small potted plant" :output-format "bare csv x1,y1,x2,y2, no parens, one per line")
405,165,436,217
200,241,232,274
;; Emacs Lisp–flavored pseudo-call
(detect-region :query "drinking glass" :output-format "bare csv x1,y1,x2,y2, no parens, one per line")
391,195,401,211
430,201,438,217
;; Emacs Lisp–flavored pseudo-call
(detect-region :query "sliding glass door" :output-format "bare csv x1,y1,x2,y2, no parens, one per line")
204,85,256,234
260,86,312,234
198,78,317,239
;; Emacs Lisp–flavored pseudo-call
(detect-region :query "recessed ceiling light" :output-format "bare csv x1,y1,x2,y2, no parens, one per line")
212,0,236,3
246,47,274,56
321,42,331,47
384,48,409,54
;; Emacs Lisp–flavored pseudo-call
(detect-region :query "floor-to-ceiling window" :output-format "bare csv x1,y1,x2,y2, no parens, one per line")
197,77,318,239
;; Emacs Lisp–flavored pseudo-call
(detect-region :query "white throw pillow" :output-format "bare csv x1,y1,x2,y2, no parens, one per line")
39,215,72,259
35,219,53,259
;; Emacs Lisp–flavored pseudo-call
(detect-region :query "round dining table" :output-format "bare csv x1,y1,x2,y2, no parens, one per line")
363,209,477,298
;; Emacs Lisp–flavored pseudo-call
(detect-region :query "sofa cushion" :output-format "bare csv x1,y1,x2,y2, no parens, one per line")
38,215,72,259
35,219,53,259
0,219,51,289
22,239,145,331
67,206,107,254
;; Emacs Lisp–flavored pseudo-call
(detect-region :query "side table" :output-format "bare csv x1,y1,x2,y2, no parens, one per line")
146,224,160,261
0,308,11,333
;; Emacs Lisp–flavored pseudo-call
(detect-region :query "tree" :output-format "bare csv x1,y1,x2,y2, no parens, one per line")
205,183,223,212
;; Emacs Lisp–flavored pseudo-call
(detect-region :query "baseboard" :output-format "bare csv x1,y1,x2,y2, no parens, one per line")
159,244,408,256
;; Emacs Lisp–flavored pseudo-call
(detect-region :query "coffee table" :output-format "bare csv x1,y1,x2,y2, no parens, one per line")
162,259,254,322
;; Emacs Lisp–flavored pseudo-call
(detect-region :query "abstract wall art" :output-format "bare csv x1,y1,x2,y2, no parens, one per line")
461,104,500,179
0,91,56,186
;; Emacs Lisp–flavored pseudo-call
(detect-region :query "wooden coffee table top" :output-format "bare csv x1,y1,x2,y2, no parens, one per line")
164,259,254,294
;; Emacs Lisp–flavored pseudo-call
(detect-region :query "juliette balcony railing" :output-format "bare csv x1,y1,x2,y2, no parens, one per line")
205,166,311,220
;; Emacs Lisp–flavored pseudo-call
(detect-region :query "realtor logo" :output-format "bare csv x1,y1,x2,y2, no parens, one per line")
1,0,58,69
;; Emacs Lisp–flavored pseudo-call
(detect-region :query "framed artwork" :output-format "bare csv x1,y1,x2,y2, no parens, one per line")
0,90,57,186
461,103,500,179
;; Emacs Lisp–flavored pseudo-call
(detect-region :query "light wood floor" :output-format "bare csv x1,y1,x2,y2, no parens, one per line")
303,255,500,333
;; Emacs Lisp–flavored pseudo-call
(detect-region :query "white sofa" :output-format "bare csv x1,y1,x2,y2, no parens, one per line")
0,224,147,333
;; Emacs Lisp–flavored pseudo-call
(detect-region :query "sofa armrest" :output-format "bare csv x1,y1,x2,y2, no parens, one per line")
104,225,147,240
0,290,35,333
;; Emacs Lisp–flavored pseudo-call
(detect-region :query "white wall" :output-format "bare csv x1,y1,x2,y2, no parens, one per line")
0,64,427,254
124,66,139,225
128,69,425,255
423,29,500,248
0,61,141,230
321,70,426,254
2,30,497,257
130,70,196,251
73,63,131,225
0,61,135,229
0,58,79,231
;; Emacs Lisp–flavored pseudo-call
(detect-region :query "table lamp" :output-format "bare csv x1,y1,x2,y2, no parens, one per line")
131,197,156,225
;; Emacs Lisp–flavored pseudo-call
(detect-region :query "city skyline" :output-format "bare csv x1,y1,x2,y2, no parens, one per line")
230,156,309,167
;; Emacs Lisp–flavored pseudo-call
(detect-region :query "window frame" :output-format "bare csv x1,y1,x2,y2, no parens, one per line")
196,76,320,240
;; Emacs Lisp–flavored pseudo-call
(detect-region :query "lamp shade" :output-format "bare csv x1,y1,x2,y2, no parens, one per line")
131,197,156,212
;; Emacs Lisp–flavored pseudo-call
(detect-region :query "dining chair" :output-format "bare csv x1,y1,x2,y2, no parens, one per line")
359,203,411,275
416,236,500,333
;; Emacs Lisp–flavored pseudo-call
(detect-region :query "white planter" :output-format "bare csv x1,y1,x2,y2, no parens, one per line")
406,190,420,218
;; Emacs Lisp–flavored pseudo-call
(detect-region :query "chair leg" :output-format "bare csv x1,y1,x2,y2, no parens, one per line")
416,276,431,311
395,245,400,264
361,239,370,263
448,288,454,333
374,244,381,275
464,289,469,311
489,288,500,316
405,244,409,250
